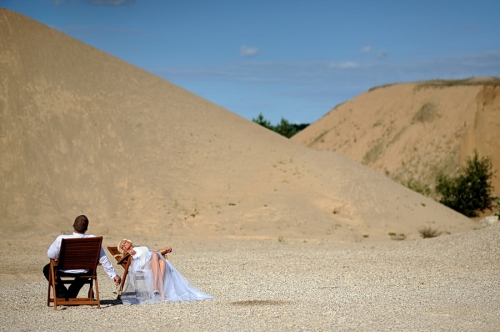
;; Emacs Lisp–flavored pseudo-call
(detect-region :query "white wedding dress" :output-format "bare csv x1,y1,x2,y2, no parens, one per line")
121,247,213,305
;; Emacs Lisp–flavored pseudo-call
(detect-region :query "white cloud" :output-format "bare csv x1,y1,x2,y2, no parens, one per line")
51,0,134,5
240,46,259,57
362,46,372,54
329,61,360,69
363,46,388,59
155,51,500,123
50,0,70,4
87,0,135,5
157,51,500,96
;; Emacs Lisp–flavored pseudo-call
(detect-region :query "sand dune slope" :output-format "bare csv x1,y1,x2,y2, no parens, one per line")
0,9,474,242
292,79,500,198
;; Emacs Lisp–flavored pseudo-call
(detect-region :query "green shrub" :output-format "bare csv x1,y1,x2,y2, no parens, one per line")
252,113,308,138
435,151,496,217
274,118,298,138
252,113,273,130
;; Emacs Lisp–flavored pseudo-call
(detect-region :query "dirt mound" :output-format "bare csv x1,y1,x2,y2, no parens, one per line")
292,79,500,200
0,9,475,242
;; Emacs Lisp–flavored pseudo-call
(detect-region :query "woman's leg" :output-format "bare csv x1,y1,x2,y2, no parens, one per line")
151,253,161,293
150,253,167,297
158,259,166,299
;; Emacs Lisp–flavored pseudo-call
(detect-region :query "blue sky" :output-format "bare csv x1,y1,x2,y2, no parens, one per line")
3,0,500,124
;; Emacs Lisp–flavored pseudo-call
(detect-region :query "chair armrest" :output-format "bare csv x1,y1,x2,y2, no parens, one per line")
117,253,131,265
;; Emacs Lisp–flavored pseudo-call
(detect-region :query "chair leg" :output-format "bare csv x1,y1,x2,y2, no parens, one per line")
47,278,51,306
47,264,53,307
121,268,129,291
88,279,94,299
94,278,100,309
117,266,129,299
50,271,58,310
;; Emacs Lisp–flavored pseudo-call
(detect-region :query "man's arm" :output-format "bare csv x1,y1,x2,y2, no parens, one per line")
99,247,121,284
47,236,62,259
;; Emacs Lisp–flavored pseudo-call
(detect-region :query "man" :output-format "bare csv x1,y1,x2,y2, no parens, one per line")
43,215,121,298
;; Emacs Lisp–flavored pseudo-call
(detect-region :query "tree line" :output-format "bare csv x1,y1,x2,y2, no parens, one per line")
252,113,309,138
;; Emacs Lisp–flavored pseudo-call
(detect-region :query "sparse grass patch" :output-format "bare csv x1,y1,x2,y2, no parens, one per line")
310,130,330,147
278,236,285,243
368,83,397,91
401,178,432,197
415,77,500,90
388,232,407,241
362,140,385,165
189,208,199,218
418,226,442,238
387,126,407,146
331,223,341,230
412,102,438,123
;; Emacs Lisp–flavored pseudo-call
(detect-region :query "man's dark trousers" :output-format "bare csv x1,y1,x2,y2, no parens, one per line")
43,263,90,298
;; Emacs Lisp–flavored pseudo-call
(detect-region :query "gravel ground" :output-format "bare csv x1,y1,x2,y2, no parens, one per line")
1,224,499,331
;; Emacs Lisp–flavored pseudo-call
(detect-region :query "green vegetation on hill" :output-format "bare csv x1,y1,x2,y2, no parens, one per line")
403,151,498,218
252,113,309,138
416,77,500,89
368,77,500,92
435,151,497,218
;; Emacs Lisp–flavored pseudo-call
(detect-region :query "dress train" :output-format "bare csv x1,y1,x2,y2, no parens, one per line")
121,251,213,305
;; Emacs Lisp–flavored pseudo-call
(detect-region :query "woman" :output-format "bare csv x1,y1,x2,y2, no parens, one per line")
118,239,213,305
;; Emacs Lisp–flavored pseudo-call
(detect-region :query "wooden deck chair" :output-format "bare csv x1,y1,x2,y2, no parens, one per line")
107,246,169,299
107,246,132,299
47,237,103,310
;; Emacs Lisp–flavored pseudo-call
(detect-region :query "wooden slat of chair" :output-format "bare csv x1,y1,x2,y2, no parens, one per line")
47,237,103,310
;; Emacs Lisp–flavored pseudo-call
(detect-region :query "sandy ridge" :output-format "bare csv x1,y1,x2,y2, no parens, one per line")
292,79,500,198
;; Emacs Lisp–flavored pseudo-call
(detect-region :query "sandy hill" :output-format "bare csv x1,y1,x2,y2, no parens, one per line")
0,9,475,243
292,79,500,202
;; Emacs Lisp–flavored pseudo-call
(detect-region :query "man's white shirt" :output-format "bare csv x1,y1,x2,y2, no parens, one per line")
47,232,117,278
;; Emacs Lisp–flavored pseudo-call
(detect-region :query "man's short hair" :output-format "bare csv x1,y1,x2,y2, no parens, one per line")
73,215,89,233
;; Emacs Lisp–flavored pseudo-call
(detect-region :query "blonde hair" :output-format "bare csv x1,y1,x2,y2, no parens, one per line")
115,239,136,259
